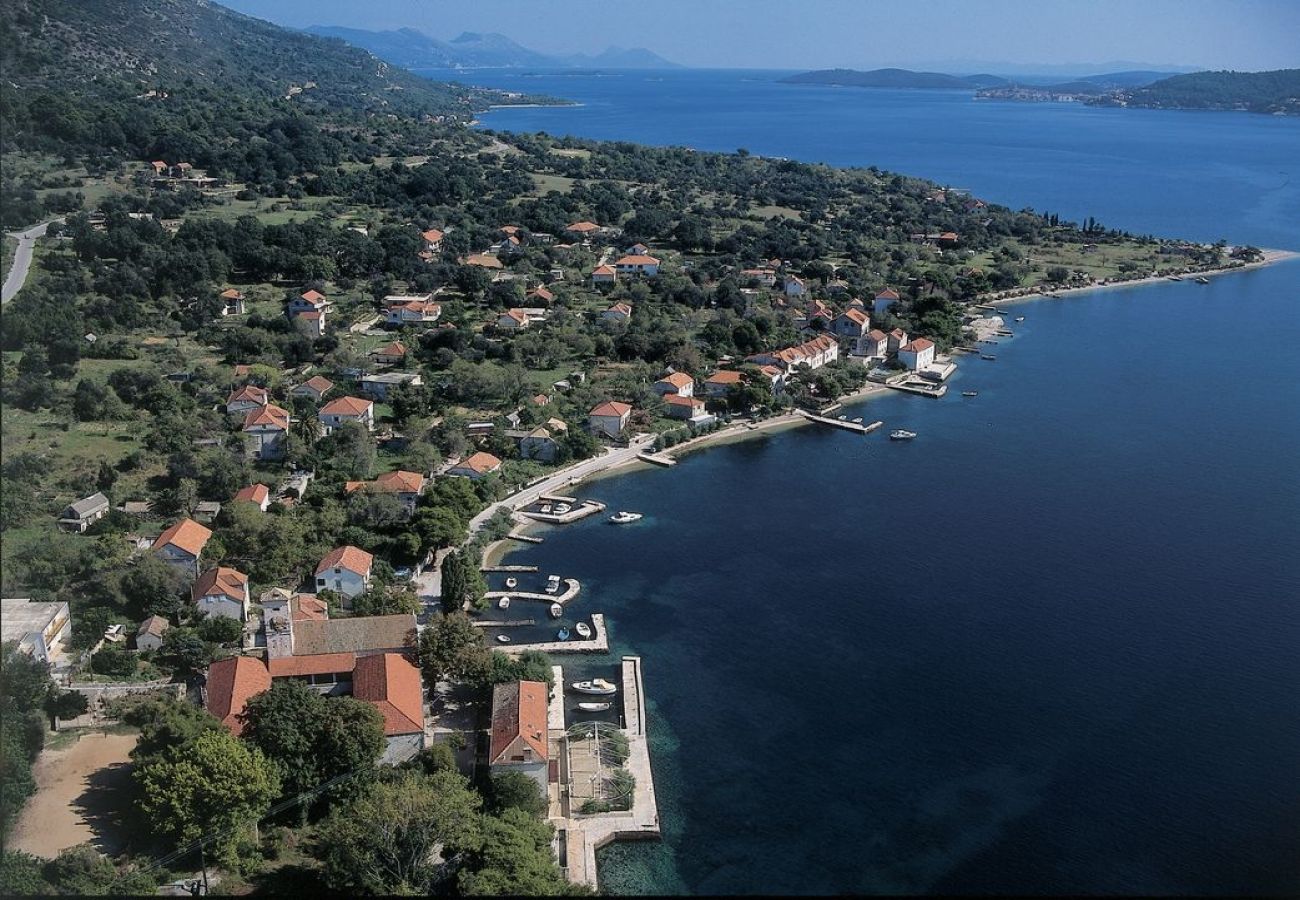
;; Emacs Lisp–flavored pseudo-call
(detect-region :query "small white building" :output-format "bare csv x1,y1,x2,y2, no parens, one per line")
614,254,660,277
856,329,889,360
653,372,695,398
219,289,246,316
601,302,632,323
831,307,870,338
152,518,212,578
784,276,807,297
135,615,170,652
291,375,334,402
315,546,374,602
873,288,901,316
360,372,423,402
887,328,909,354
384,299,442,326
898,338,937,371
242,404,290,461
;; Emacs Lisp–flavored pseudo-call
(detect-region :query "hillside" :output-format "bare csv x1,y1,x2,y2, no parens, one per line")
306,24,680,70
1102,68,1300,114
781,68,1008,90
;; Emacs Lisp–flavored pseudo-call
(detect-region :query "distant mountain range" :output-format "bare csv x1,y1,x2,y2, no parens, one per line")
305,26,681,70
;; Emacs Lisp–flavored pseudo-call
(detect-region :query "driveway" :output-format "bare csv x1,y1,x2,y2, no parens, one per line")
3,219,61,304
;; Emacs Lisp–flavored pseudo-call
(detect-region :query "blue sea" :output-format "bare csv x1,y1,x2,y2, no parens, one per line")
434,68,1300,894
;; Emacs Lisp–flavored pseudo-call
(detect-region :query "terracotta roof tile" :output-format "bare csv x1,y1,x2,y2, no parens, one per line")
353,653,425,736
267,652,356,678
316,545,373,576
319,396,373,417
290,615,415,656
233,484,270,505
489,680,549,763
590,401,632,417
242,404,289,430
153,518,212,557
192,567,248,604
205,657,271,735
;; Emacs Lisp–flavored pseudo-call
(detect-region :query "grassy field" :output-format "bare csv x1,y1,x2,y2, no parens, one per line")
185,194,338,225
528,173,577,196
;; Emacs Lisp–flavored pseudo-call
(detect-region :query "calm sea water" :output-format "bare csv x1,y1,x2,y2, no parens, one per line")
437,69,1300,894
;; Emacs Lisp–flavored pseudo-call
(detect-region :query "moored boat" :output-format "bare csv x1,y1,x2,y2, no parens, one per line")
549,602,563,619
497,596,511,610
540,503,552,514
569,678,617,696
981,354,997,360
609,511,643,524
851,417,863,424
556,627,571,641
496,634,512,644
1196,276,1210,284
554,502,571,514
889,429,917,441
577,701,612,712
962,391,979,397
1015,316,1025,322
575,622,592,639
505,577,517,589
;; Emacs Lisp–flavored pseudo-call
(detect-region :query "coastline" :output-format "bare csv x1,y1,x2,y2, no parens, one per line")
984,247,1298,309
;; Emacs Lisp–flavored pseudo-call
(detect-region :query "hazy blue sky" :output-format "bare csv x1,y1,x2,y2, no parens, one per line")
222,0,1300,72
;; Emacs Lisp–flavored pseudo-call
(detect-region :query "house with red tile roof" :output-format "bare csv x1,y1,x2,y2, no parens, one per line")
204,656,272,736
747,334,839,373
447,451,503,480
565,221,600,237
152,518,212,577
614,254,660,277
832,307,870,338
784,275,807,297
384,299,441,326
663,393,708,422
856,329,890,360
219,288,245,316
192,566,251,622
703,369,744,398
496,308,530,330
526,285,555,305
489,680,549,792
464,253,504,269
315,545,374,602
591,264,618,286
873,288,901,316
291,375,334,402
371,340,407,365
887,328,909,354
898,338,937,371
653,371,695,398
318,396,374,433
135,615,170,653
242,404,290,461
232,484,271,511
287,290,329,337
589,401,633,439
421,228,444,253
354,653,426,763
601,301,632,322
225,384,269,416
345,470,426,514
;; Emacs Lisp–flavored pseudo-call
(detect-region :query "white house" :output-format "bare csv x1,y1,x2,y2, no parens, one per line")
747,334,839,373
319,396,375,433
489,680,550,794
887,328,909,354
496,308,530,330
192,566,251,622
384,299,442,326
589,401,632,439
242,404,290,461
421,228,443,253
614,254,660,277
219,288,245,316
288,290,329,337
345,470,426,516
873,288,901,316
518,420,567,463
601,302,632,322
315,546,374,602
591,264,618,285
152,518,212,578
653,372,695,397
898,338,937,371
784,276,807,297
663,394,709,422
856,329,890,359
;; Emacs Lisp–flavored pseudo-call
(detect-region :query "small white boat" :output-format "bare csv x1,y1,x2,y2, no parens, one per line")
851,417,863,424
962,391,979,397
575,622,592,639
498,596,511,610
980,354,997,361
837,414,848,421
496,634,512,644
1196,276,1210,284
505,577,517,589
609,511,643,524
570,678,617,696
578,701,612,712
554,503,571,514
545,581,560,594
549,602,563,619
1015,316,1025,322
889,429,917,441
540,503,552,514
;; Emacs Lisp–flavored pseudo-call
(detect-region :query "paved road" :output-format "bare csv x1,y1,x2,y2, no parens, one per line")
2,220,60,305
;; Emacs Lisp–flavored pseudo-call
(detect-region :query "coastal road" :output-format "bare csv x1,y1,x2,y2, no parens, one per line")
2,219,61,305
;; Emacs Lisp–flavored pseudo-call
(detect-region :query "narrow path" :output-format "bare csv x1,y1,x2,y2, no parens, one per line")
3,219,61,304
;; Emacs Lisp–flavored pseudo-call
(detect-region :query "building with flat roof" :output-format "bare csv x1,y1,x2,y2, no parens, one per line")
1,598,72,667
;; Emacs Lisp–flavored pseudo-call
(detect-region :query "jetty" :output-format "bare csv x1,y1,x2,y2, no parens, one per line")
506,532,544,544
481,564,540,573
485,578,582,606
554,655,661,889
471,618,536,628
521,498,607,524
797,410,883,434
636,451,677,467
888,381,947,398
500,613,608,654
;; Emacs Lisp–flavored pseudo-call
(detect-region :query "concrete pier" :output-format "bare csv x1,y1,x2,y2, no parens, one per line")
481,564,540,573
521,499,607,524
484,578,581,606
887,381,948,398
636,451,677,467
500,613,608,655
470,618,536,628
798,410,883,433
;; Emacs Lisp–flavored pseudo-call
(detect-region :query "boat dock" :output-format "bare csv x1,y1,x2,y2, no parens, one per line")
506,532,544,544
555,655,661,889
521,499,607,524
797,410,883,434
484,578,582,606
888,381,948,398
500,613,608,654
636,451,677,467
481,564,540,573
471,618,536,628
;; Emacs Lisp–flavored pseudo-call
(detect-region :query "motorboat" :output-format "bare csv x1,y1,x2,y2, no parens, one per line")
851,417,863,424
540,503,552,514
609,511,643,524
577,702,612,712
961,391,979,397
545,581,560,594
1167,275,1183,281
570,678,617,696
1196,276,1210,284
556,627,571,641
498,596,511,610
549,602,564,619
980,354,997,361
575,622,593,639
505,577,517,589
889,429,917,441
554,503,571,514
496,634,512,644
1014,316,1025,322
837,414,848,421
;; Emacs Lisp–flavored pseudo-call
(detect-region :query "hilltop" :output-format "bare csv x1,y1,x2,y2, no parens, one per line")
306,25,682,70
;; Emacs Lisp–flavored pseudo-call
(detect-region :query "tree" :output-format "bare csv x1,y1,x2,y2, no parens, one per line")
156,628,213,680
43,688,89,727
196,615,244,645
317,770,482,895
133,729,279,864
458,808,578,896
40,844,158,896
488,771,547,818
0,851,53,895
417,613,488,687
90,643,136,678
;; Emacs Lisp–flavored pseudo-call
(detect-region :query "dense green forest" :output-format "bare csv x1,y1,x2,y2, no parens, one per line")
1092,68,1300,114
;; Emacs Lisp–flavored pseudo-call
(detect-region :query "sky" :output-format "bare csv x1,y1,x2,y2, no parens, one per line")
221,0,1300,72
